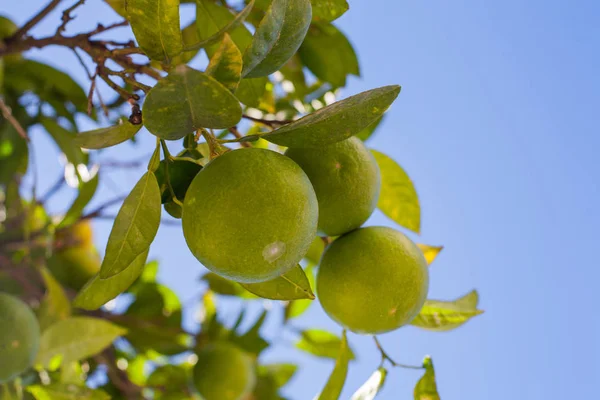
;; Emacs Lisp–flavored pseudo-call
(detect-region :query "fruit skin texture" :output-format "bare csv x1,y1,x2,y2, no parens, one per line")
285,136,381,236
317,226,429,334
192,343,256,400
182,148,318,283
0,293,41,383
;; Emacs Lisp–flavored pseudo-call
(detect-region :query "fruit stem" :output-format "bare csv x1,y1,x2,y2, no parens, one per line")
200,128,228,159
373,336,424,370
160,140,183,207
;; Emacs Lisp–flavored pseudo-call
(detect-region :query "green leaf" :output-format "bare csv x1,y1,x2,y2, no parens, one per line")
0,122,29,185
206,34,242,92
35,317,127,367
73,118,142,150
201,272,254,298
40,118,84,167
259,364,298,388
37,268,71,331
57,174,99,229
27,384,110,400
310,0,348,22
412,290,484,332
356,115,385,142
242,0,312,78
350,368,387,400
304,236,325,264
235,77,268,107
296,329,355,360
414,357,440,400
284,263,316,320
264,86,400,147
72,249,149,310
127,0,182,63
231,309,270,356
171,21,202,66
194,0,254,57
416,244,443,266
143,65,242,140
315,330,351,400
298,22,359,88
241,264,315,300
99,172,161,278
371,149,420,234
147,364,190,394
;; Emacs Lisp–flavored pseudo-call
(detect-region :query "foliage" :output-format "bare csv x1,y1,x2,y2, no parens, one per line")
0,1,483,399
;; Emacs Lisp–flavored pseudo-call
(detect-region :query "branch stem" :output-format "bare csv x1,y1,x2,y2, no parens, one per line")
373,336,424,370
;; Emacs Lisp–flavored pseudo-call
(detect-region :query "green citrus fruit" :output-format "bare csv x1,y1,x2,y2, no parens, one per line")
285,136,381,236
182,148,318,283
192,343,256,400
47,221,100,290
154,159,202,203
0,293,40,383
317,226,429,334
163,201,182,219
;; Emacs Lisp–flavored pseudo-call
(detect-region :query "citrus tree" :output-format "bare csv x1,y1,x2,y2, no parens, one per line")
0,1,484,399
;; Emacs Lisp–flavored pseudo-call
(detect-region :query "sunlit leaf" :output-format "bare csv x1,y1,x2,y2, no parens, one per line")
57,174,99,229
315,330,351,400
143,65,242,140
37,268,71,331
206,34,243,92
310,0,348,22
414,357,440,400
241,265,315,300
416,244,443,265
264,86,400,147
350,367,387,400
99,172,161,278
412,290,483,331
371,149,420,234
127,0,182,63
260,363,298,388
73,249,149,310
73,118,142,150
243,0,312,78
27,384,110,400
298,22,359,88
36,317,126,367
285,263,316,320
296,329,355,360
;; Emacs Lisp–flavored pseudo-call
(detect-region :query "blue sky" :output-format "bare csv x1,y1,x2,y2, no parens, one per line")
4,0,599,399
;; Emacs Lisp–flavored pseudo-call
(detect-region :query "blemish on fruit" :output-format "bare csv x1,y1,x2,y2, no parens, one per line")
262,241,286,263
11,340,20,348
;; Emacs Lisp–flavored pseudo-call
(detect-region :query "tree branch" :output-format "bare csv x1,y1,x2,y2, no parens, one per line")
0,98,29,141
10,0,64,40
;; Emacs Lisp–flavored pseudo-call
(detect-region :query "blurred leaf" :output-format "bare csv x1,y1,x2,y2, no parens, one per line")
37,267,71,331
60,361,85,385
0,122,29,185
206,34,243,92
298,22,359,88
27,384,110,400
411,290,483,332
304,236,325,264
147,364,190,394
236,77,268,107
36,317,126,367
285,263,316,320
416,244,443,265
371,149,420,234
40,118,85,168
264,86,400,147
143,65,242,140
260,364,298,388
414,357,440,400
57,174,99,229
73,118,142,150
350,368,387,400
119,318,190,356
72,249,149,310
310,0,348,22
241,265,315,300
315,330,350,400
296,329,355,360
127,0,182,63
254,363,298,400
356,115,385,142
243,0,312,78
99,172,161,278
231,309,269,355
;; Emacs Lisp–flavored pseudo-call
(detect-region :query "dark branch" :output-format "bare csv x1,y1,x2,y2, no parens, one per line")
10,0,63,40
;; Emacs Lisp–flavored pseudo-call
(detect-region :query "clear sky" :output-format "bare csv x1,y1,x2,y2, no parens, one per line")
4,0,599,399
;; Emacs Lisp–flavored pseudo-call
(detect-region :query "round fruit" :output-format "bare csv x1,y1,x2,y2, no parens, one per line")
192,343,256,400
317,226,429,334
163,201,182,219
47,221,100,290
0,293,41,383
154,159,202,203
182,148,318,283
285,136,381,236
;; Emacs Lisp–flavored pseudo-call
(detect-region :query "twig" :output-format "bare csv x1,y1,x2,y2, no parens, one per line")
80,196,126,220
229,126,251,148
95,348,141,399
373,336,424,370
0,98,29,141
93,214,181,226
242,114,291,128
39,174,66,204
10,0,63,40
56,0,86,35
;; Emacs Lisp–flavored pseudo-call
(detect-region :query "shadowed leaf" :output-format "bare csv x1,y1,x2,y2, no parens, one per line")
206,34,243,92
73,118,142,149
241,264,315,300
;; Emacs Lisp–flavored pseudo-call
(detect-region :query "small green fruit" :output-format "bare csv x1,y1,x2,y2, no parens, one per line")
154,159,202,203
285,136,381,236
192,343,256,400
317,226,429,334
182,148,318,283
0,293,40,383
